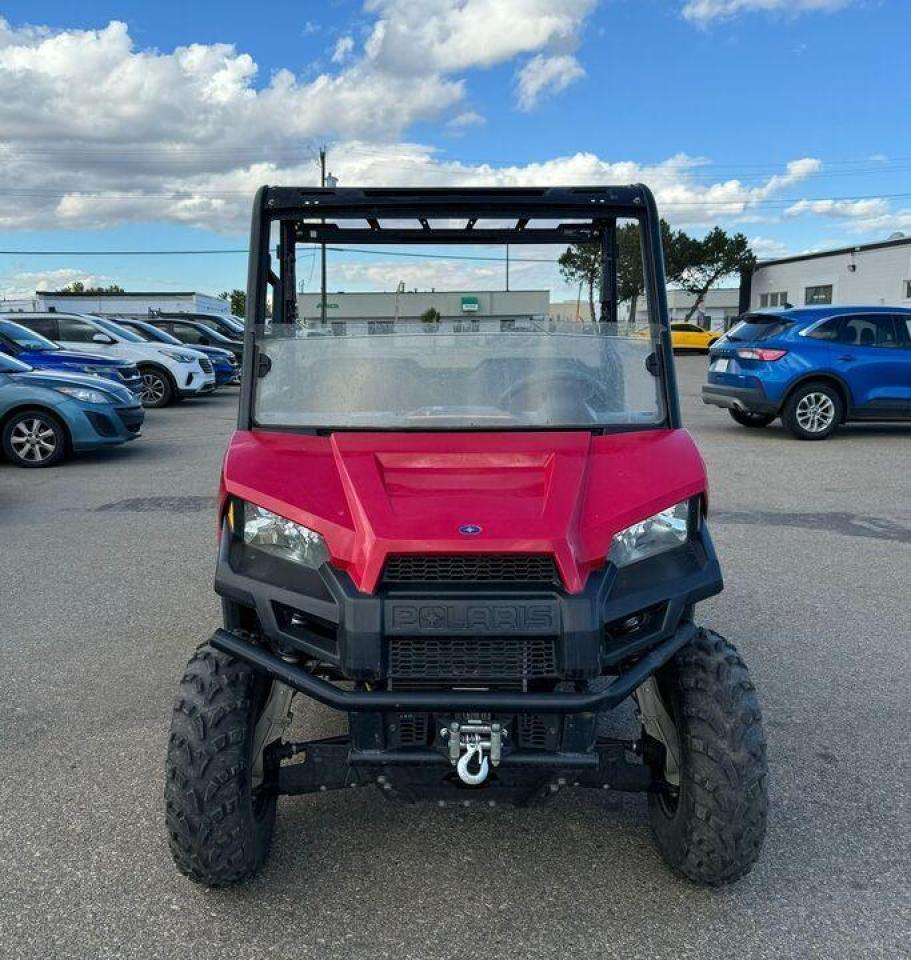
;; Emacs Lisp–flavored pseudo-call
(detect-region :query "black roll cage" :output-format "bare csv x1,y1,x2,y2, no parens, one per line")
238,184,681,431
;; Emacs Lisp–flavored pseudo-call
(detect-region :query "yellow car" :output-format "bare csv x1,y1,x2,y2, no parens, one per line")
669,322,722,352
634,322,721,352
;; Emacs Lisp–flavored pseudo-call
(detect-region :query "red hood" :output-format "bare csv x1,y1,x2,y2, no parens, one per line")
222,429,707,593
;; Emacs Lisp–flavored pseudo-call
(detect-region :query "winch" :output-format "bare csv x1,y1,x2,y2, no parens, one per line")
443,720,504,785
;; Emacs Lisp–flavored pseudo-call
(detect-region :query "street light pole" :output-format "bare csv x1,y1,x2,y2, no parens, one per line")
320,146,327,326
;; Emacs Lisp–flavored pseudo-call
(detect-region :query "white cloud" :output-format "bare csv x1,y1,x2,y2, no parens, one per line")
362,0,597,73
446,110,486,130
516,54,585,110
682,0,854,22
748,236,791,258
0,267,115,299
785,197,890,219
0,16,820,238
331,35,355,64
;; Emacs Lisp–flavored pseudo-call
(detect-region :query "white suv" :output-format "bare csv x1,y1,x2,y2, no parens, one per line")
8,312,216,407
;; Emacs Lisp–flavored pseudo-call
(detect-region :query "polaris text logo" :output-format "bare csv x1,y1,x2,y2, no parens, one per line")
387,600,558,635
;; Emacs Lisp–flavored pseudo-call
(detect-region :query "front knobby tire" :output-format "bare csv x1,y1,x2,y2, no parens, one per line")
164,644,277,887
647,629,768,886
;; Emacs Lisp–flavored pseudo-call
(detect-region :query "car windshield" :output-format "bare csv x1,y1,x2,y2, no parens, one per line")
119,320,183,345
91,316,145,343
195,324,235,344
255,322,663,430
0,352,32,372
725,314,791,342
0,319,60,351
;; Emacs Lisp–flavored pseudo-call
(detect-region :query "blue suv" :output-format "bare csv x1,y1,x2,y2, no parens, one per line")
702,306,911,440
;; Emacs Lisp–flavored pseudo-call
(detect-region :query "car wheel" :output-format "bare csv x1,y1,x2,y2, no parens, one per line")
165,644,279,887
782,380,842,440
1,409,68,467
645,629,768,886
140,367,173,408
729,408,775,428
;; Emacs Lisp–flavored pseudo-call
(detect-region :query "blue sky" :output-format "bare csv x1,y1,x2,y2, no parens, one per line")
0,0,908,300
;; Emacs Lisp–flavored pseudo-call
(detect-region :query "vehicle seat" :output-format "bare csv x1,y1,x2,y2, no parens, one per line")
859,327,875,346
841,326,857,344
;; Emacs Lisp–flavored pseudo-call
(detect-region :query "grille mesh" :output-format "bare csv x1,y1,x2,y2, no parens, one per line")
199,358,213,373
388,636,557,684
383,554,558,584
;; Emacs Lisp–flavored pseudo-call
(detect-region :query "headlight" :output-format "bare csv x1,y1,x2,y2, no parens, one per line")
238,502,330,568
609,500,692,568
55,385,110,404
159,350,195,364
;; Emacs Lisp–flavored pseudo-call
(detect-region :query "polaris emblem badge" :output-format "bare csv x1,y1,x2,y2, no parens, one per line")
459,523,482,536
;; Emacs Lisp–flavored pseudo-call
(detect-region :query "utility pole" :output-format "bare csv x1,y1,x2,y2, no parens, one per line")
320,146,327,326
505,243,510,292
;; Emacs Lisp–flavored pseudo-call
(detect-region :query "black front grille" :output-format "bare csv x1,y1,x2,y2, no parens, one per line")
518,714,550,750
116,408,144,433
388,635,557,685
383,553,558,585
199,358,213,373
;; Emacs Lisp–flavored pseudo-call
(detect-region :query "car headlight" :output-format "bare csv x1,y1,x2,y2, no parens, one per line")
609,499,692,568
235,501,330,568
159,350,195,364
55,385,110,405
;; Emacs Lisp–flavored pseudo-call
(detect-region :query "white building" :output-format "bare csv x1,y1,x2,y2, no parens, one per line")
0,290,232,318
297,289,550,335
747,235,911,311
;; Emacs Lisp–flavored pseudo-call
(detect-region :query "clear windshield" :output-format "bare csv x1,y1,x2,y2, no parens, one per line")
254,322,663,430
91,316,145,343
120,320,183,345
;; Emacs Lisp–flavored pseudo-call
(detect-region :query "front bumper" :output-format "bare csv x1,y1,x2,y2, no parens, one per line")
68,402,144,449
702,383,778,415
213,524,723,715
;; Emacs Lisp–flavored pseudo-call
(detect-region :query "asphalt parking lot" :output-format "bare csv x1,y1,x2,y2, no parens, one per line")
1,355,908,960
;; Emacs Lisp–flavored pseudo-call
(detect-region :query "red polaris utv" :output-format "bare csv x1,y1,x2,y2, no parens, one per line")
165,185,767,887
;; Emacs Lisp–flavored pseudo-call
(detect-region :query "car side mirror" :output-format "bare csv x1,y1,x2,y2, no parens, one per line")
92,332,115,344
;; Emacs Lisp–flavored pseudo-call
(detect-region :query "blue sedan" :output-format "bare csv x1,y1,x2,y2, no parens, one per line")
0,353,144,467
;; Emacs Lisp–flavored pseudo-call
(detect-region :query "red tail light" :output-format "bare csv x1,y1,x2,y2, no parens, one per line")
735,348,788,361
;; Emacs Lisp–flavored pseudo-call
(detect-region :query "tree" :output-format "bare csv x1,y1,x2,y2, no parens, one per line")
558,244,599,321
61,281,124,294
420,306,441,331
560,219,690,327
678,228,755,322
219,289,246,318
618,219,691,327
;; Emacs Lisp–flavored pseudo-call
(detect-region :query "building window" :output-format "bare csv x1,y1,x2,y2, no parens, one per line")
500,319,516,331
760,291,788,308
330,321,347,336
367,320,394,335
454,318,480,333
905,280,911,300
804,285,833,305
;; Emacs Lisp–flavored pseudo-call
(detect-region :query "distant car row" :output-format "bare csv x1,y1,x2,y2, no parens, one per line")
0,310,244,467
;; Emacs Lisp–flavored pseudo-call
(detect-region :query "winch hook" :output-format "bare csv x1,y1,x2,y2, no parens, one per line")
456,740,489,786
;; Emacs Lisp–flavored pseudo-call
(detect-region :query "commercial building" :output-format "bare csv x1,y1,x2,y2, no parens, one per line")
0,290,232,318
296,289,550,334
744,235,911,311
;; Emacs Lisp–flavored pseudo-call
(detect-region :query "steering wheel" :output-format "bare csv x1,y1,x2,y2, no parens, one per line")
498,369,615,421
